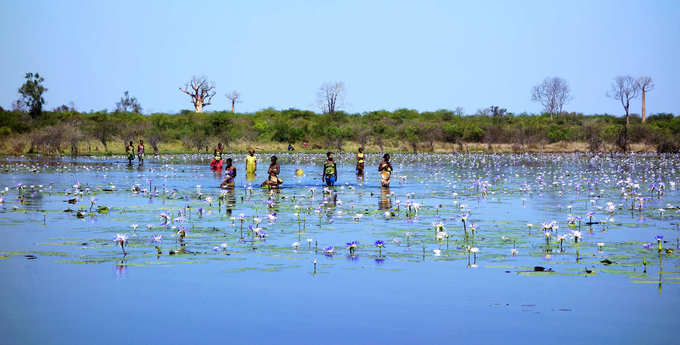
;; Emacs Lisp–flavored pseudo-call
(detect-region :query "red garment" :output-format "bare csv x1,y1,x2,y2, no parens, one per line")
210,159,223,170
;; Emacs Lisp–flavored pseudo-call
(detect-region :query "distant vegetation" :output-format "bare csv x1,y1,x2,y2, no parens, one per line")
1,107,678,155
2,73,678,155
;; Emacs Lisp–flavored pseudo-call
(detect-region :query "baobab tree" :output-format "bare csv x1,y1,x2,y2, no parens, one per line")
531,77,571,121
179,76,215,113
637,76,654,123
317,81,345,115
225,90,241,113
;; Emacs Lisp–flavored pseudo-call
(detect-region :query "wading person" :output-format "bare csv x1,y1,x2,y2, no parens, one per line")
126,141,135,166
210,143,224,170
137,139,145,165
220,158,237,188
246,148,257,175
378,153,392,188
356,147,365,176
322,152,337,187
261,155,282,188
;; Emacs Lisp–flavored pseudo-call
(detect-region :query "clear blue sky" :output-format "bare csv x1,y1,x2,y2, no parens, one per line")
1,0,678,115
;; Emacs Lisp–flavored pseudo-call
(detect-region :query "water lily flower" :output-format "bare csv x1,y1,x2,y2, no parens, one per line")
114,233,129,254
323,246,334,255
159,212,170,225
177,227,186,241
130,224,138,231
511,248,519,256
433,249,441,256
347,241,358,255
292,241,300,250
151,234,162,243
375,240,385,256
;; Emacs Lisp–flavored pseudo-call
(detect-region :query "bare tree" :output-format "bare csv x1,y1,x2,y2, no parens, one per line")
115,91,142,113
179,76,216,113
475,107,492,116
531,77,572,121
637,76,654,123
317,81,345,115
608,75,640,152
608,75,639,126
225,90,241,113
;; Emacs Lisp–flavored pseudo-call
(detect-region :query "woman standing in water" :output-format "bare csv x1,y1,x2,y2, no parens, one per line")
137,139,145,165
245,148,257,174
261,155,282,188
220,158,237,188
378,153,392,188
356,147,365,176
126,141,135,166
210,143,224,170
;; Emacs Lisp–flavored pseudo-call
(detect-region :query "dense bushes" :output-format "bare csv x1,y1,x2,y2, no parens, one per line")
0,107,678,153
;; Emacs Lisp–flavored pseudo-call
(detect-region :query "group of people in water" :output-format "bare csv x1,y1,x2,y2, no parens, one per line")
125,140,145,166
208,144,393,189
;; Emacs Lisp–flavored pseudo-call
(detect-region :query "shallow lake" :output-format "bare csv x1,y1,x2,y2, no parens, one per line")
1,152,679,344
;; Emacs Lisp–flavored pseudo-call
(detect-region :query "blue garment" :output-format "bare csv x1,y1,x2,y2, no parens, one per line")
325,175,336,186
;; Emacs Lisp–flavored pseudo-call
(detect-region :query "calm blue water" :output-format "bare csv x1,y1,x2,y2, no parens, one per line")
1,153,679,344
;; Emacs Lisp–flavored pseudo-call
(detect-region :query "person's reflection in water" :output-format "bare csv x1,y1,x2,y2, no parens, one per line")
379,187,392,210
225,188,236,216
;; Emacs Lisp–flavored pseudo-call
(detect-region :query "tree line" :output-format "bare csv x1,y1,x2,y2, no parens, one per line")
2,73,678,155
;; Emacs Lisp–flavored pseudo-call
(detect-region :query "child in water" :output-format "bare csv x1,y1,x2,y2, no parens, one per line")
378,153,392,188
322,152,337,186
126,141,135,165
261,155,282,188
220,158,237,188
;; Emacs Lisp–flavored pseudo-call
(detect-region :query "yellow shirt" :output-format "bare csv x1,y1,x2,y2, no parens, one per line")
357,153,365,163
246,155,257,173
